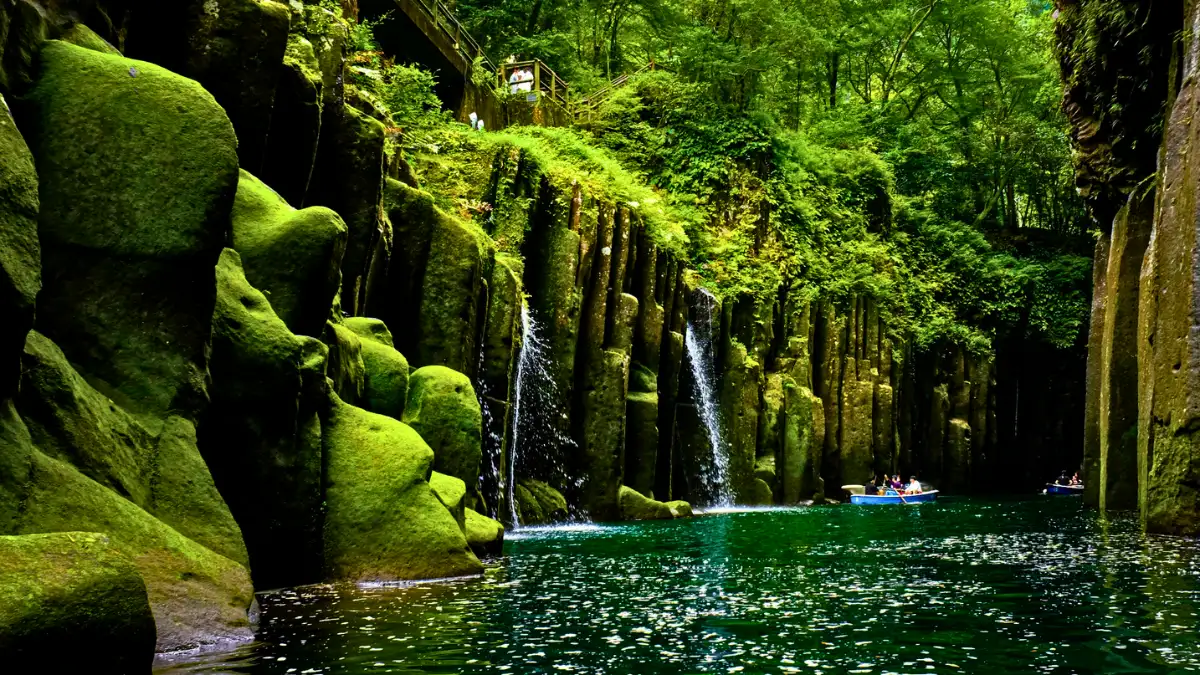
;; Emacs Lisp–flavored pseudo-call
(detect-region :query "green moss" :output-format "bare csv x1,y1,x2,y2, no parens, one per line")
514,479,568,525
464,507,504,556
205,249,325,588
322,393,482,581
14,450,253,652
403,366,483,489
665,500,693,518
22,40,238,419
344,317,397,348
429,471,467,532
322,321,367,405
19,330,250,568
0,532,155,671
232,169,347,338
617,485,673,521
0,89,41,398
344,318,409,419
58,24,120,54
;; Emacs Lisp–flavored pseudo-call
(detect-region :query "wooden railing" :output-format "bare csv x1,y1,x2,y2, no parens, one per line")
575,61,656,120
498,60,570,109
409,0,495,73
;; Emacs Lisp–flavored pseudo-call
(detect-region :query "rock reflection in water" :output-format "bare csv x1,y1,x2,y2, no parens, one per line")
157,498,1200,674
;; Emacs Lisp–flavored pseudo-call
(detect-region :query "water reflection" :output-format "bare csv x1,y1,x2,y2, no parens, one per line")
157,498,1200,674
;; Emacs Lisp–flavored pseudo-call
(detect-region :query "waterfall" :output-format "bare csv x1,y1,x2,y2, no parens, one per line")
507,302,554,528
684,288,732,507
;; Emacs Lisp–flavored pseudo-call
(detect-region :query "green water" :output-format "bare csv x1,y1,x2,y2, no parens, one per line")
158,497,1200,674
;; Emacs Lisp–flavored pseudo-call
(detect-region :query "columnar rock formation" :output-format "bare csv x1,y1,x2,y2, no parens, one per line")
1057,0,1200,533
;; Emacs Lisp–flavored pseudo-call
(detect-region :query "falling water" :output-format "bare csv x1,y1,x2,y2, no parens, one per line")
507,302,560,528
684,288,732,507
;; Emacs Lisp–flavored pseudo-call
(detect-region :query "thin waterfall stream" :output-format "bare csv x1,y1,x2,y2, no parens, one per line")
506,302,558,528
684,288,732,507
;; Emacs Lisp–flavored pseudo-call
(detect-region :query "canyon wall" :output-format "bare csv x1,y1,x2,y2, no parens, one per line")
1057,0,1200,533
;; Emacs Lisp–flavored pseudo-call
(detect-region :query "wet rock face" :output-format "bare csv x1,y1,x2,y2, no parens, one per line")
1136,3,1200,534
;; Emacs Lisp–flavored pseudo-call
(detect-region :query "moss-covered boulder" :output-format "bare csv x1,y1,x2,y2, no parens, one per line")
465,507,504,556
5,426,253,652
618,485,673,521
666,500,693,518
202,249,326,588
403,366,483,491
232,169,347,338
20,41,238,420
514,479,568,525
20,330,249,568
0,532,155,672
322,393,482,581
430,471,467,532
345,317,410,419
0,93,39,399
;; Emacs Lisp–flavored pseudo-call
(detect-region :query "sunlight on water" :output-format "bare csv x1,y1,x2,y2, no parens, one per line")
157,498,1200,675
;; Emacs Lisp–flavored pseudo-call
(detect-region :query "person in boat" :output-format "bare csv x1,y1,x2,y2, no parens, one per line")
891,475,903,490
904,476,923,495
1070,472,1082,486
864,477,880,495
1056,470,1070,486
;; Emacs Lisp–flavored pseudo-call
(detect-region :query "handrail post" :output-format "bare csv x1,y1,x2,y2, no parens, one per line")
534,61,541,101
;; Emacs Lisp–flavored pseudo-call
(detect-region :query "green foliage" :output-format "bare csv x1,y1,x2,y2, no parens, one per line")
378,0,1094,355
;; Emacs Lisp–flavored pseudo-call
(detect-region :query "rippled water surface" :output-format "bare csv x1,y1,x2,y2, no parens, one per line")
158,497,1200,674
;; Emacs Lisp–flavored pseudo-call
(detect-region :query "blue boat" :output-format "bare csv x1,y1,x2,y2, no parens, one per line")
1045,483,1083,496
850,490,939,505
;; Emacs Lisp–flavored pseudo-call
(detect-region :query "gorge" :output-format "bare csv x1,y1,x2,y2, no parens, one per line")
0,0,1198,672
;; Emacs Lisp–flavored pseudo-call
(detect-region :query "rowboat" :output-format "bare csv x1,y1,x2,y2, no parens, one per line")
1045,483,1083,496
850,490,939,505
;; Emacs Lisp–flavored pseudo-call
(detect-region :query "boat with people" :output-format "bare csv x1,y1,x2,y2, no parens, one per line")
850,490,939,505
1044,470,1084,495
1045,483,1083,496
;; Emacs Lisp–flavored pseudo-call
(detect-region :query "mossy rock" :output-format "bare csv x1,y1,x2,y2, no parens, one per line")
232,169,347,338
464,508,504,556
429,471,467,533
20,40,238,420
203,249,326,588
380,179,492,373
19,331,250,568
345,316,396,348
59,24,120,54
322,393,482,581
12,447,254,652
618,485,672,521
309,104,386,314
260,34,325,206
403,366,483,490
624,391,659,500
0,92,40,399
514,479,568,526
665,500,693,518
0,532,155,672
322,321,367,405
345,318,409,420
176,0,292,172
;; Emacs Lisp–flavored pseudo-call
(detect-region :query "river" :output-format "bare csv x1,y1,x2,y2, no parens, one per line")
157,497,1200,674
